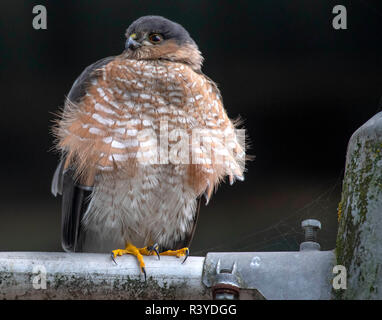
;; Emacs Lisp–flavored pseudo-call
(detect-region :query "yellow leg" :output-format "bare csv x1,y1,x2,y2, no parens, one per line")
160,247,189,263
111,243,159,280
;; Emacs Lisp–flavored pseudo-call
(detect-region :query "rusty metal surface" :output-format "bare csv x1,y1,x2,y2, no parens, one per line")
0,247,336,299
0,251,209,299
336,111,382,299
0,249,336,300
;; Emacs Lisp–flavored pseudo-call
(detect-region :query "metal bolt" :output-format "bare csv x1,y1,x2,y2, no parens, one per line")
212,260,240,300
301,219,321,242
300,219,322,251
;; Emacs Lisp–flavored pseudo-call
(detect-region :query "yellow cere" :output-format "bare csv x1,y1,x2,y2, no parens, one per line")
130,33,137,40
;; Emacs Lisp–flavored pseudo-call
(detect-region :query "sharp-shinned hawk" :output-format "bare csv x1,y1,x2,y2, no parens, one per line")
51,15,246,279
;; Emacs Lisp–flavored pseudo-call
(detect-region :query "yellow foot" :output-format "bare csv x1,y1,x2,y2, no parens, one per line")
160,247,189,263
111,243,160,281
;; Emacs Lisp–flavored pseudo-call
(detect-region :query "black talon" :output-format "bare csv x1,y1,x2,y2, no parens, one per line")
148,243,160,260
142,267,147,282
111,252,118,265
182,248,189,264
154,247,160,260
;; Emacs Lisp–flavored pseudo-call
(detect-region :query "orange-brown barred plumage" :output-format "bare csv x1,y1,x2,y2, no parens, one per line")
55,56,245,199
52,15,247,254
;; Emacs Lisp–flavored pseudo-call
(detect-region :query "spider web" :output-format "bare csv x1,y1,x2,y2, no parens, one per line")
193,170,343,255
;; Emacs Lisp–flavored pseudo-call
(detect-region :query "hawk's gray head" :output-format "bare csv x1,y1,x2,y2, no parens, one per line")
124,15,203,70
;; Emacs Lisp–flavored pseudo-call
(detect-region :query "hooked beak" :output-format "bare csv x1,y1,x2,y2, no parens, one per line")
126,37,141,51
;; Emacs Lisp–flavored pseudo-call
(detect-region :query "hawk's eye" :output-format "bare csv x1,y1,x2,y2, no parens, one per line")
148,33,163,44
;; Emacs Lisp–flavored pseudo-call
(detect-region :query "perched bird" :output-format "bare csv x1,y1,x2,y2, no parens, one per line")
52,15,246,279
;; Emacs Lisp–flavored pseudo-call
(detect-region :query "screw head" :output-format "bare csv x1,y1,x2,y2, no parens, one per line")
301,219,321,230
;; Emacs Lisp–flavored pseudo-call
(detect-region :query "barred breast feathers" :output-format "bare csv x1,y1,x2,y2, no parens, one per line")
54,56,246,198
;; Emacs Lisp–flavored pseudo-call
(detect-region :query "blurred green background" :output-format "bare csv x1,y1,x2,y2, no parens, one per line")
0,0,381,254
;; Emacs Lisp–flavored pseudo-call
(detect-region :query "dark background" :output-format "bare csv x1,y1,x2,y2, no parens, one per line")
0,0,381,254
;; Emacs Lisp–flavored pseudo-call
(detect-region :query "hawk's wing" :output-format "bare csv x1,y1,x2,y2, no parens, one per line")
51,56,115,252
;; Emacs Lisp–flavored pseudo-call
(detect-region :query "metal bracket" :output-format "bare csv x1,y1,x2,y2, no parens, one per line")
202,250,335,300
203,219,335,300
